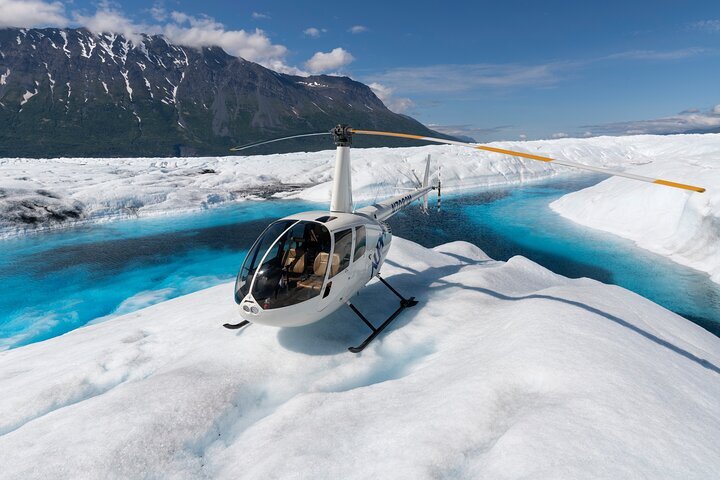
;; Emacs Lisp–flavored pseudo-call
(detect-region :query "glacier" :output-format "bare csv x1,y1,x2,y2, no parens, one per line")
1,133,718,285
0,238,717,479
549,135,720,283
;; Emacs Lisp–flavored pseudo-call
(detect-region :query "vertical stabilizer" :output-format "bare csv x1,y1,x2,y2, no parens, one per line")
437,163,442,211
422,154,431,212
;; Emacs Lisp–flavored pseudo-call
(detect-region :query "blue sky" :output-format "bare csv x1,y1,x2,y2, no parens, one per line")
2,0,720,140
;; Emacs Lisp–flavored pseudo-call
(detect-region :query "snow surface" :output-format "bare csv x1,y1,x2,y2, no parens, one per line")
0,134,717,281
0,238,718,479
550,135,720,282
19,89,37,106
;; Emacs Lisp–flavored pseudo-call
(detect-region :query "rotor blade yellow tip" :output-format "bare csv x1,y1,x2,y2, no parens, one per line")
653,179,705,193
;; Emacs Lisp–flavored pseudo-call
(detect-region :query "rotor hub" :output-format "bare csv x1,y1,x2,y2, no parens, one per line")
332,124,353,146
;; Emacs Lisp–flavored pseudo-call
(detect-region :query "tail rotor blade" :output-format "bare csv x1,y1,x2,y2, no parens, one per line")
350,129,706,193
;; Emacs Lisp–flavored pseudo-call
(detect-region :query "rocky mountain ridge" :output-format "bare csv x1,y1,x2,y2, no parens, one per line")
0,27,446,157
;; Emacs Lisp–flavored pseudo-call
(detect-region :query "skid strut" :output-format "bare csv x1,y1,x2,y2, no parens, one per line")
347,275,418,353
223,320,251,330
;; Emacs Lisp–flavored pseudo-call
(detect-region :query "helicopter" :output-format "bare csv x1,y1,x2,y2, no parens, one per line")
224,124,706,353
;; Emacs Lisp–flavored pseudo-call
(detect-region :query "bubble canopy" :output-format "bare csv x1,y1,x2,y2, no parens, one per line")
234,219,333,309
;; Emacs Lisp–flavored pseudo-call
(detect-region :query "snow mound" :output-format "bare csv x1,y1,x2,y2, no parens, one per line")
1,238,718,479
551,134,720,282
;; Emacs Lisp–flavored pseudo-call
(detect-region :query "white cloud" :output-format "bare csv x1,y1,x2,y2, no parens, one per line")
74,6,151,44
303,27,321,38
305,47,354,74
371,63,565,94
367,82,392,100
0,1,302,74
603,48,707,61
162,12,289,68
427,124,511,141
0,0,69,28
251,12,270,20
261,59,308,76
368,47,711,102
149,5,166,21
583,106,720,136
349,25,367,34
689,19,720,33
368,82,414,113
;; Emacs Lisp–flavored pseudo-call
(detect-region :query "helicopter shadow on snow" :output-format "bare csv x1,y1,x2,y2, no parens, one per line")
275,285,426,356
275,259,477,356
279,254,719,375
387,258,720,376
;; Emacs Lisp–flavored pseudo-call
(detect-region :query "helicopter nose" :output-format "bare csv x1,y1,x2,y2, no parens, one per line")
240,296,261,316
241,303,260,315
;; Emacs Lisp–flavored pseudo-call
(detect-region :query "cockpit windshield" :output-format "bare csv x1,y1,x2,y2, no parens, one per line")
234,220,295,303
234,220,332,309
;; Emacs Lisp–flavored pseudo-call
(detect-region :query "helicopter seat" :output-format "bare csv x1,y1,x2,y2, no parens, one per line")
314,252,340,277
283,248,306,275
297,252,339,291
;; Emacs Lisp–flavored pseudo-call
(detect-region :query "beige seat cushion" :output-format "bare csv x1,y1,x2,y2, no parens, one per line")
297,277,322,291
283,248,305,274
314,252,340,277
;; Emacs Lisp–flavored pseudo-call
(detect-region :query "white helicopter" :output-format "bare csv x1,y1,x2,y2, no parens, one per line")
224,124,706,352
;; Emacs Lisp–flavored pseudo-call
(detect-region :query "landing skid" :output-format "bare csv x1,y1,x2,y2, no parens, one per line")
347,275,418,353
223,320,251,330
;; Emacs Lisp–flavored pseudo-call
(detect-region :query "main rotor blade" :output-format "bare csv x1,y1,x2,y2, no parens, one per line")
351,129,706,193
230,132,331,152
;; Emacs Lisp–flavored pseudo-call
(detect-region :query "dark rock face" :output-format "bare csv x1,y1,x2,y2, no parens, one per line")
0,28,446,157
0,188,85,226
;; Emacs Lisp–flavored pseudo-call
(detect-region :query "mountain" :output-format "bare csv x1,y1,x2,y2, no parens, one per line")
680,126,720,135
0,28,448,157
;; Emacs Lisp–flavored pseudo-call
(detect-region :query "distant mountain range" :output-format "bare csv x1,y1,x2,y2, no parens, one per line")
0,28,451,158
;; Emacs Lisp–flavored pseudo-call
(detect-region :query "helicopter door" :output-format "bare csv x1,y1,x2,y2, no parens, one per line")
317,228,354,309
348,225,367,289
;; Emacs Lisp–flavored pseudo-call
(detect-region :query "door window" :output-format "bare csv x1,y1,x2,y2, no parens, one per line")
331,228,353,278
353,225,366,261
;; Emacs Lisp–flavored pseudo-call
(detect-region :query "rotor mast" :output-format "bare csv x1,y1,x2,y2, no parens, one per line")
330,124,354,213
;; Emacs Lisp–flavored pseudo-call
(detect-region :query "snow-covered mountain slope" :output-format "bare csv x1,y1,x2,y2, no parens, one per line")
1,238,718,479
550,135,720,282
0,27,439,158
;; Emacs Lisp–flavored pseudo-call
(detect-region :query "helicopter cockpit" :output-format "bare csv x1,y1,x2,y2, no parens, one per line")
234,219,343,310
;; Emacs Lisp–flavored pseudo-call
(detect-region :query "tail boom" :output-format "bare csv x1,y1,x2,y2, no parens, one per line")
357,186,435,222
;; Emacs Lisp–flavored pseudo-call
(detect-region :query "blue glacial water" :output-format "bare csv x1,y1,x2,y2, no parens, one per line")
1,174,718,349
0,200,322,349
